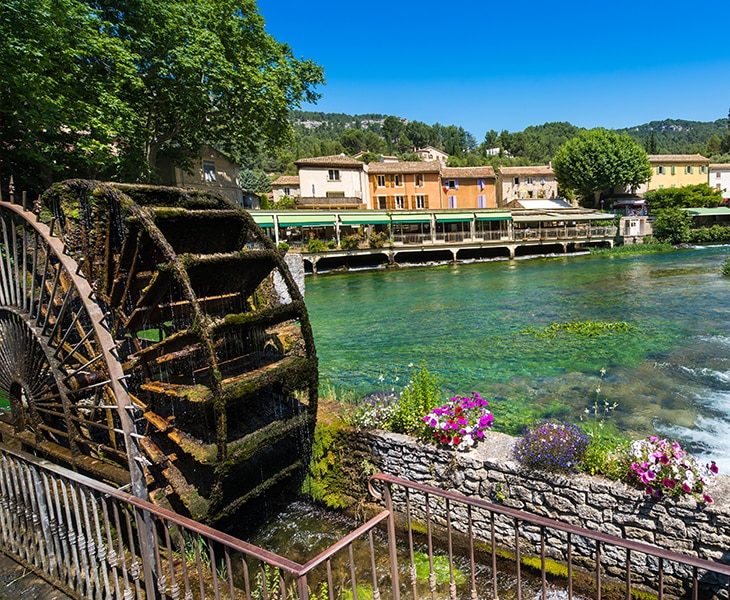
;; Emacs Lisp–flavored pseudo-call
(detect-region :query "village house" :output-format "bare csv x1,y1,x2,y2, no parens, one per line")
413,146,449,164
440,166,497,209
270,175,300,202
293,154,368,209
157,145,252,207
710,163,730,200
639,154,710,193
497,166,558,207
367,161,443,210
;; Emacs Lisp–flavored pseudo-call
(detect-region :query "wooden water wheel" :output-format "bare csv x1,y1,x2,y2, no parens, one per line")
0,180,318,527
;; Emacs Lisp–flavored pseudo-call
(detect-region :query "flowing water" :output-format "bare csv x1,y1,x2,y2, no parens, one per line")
305,245,730,470
249,501,581,600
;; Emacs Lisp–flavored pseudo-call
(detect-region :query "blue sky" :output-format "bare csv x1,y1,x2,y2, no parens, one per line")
257,0,730,141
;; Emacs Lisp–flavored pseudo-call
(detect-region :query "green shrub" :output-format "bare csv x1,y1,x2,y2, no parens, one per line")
341,234,361,250
722,257,730,276
388,366,441,437
277,241,289,253
368,231,388,248
306,238,329,253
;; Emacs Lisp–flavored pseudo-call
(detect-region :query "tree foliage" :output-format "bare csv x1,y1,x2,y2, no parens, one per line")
552,129,652,206
651,207,692,245
643,184,724,210
1,0,324,194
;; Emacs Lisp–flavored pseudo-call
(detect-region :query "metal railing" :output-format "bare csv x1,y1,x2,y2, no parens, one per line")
2,444,729,599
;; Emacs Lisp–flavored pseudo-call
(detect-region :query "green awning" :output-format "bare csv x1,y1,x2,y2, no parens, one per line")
513,211,606,222
277,213,337,227
475,211,511,221
339,212,391,225
683,207,730,216
434,212,474,223
251,214,274,228
390,213,432,224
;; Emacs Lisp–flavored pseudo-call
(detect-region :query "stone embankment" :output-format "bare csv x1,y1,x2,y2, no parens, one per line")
350,429,730,597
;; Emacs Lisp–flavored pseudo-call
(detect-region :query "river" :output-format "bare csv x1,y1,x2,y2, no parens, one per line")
305,245,730,470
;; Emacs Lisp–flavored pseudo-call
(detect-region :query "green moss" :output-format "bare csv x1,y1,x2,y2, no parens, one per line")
302,421,359,510
522,320,635,339
413,551,467,585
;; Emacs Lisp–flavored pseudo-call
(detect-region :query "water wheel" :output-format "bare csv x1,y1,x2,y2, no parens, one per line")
0,180,318,528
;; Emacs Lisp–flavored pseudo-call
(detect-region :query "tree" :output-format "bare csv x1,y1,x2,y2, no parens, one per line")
645,130,658,154
651,207,692,244
382,116,405,154
552,129,652,206
1,0,324,194
239,169,272,194
643,184,723,210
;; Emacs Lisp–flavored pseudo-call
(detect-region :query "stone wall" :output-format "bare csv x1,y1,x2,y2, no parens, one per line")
352,429,730,598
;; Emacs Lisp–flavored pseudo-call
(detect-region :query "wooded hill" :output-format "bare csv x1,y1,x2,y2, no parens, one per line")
280,111,730,171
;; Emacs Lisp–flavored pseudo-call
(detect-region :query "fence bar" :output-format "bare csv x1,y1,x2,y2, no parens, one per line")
3,446,730,600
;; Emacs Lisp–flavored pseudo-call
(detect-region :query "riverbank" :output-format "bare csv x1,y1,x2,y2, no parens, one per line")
306,244,730,468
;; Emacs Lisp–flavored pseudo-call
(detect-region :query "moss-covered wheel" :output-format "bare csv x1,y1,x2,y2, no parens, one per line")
0,180,318,528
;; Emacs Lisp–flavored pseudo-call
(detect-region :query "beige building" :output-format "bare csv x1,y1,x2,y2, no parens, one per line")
271,175,300,202
294,154,369,209
414,146,449,164
157,145,246,206
639,154,710,193
497,166,558,207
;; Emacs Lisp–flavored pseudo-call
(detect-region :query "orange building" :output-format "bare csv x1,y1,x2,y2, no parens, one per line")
367,161,442,210
441,166,497,209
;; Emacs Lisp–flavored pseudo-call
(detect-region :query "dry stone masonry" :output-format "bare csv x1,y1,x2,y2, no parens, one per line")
355,430,730,598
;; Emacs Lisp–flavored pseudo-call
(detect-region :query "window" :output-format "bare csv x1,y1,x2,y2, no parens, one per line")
326,191,345,197
477,195,486,208
685,166,694,175
671,166,675,175
377,175,386,187
328,169,340,181
377,196,387,209
448,195,457,208
656,166,665,175
717,184,722,190
446,179,458,189
540,177,546,185
415,174,424,187
395,195,405,209
203,161,217,182
394,175,403,187
415,195,426,209
283,187,291,196
513,177,520,185
525,177,536,185
717,172,722,178
700,165,707,174
477,178,485,190
658,185,664,189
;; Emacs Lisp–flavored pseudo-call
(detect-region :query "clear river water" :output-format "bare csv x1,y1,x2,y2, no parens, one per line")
305,245,730,470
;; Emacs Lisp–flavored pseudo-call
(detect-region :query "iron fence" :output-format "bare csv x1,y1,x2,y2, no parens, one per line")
1,445,729,599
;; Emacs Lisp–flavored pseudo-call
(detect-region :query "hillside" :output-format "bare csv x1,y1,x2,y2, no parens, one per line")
269,111,730,176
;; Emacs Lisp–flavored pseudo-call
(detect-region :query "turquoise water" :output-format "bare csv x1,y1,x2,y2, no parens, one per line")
305,246,730,468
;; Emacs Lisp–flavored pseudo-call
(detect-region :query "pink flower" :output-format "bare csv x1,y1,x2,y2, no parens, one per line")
682,482,692,493
710,461,719,475
703,494,714,503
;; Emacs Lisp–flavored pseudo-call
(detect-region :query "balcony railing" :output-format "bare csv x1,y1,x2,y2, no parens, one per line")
3,445,724,600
